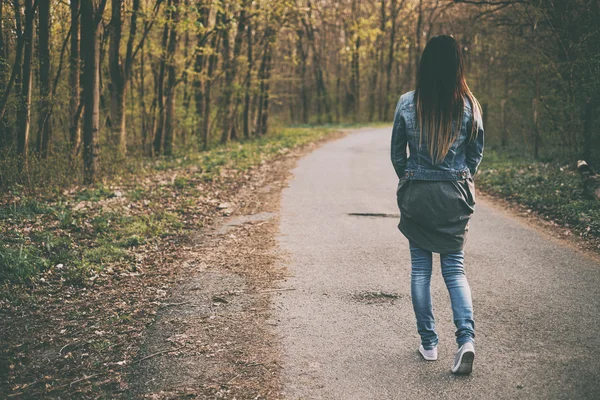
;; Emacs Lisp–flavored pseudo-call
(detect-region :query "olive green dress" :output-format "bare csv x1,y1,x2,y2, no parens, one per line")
396,177,476,254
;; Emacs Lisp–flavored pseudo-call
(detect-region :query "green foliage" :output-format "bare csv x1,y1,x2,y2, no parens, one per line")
0,245,49,282
478,150,600,238
82,244,129,265
75,186,115,202
0,126,336,284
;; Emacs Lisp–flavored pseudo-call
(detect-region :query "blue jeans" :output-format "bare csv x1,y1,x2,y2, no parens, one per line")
409,241,475,349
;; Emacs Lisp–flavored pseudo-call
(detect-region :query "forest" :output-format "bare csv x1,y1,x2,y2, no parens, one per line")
1,0,600,397
0,0,598,190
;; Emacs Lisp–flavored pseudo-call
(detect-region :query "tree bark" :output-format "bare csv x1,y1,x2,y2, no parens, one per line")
109,0,126,154
221,2,248,144
163,0,179,156
37,0,52,158
349,0,360,122
108,0,141,155
140,42,148,153
414,0,423,85
302,1,331,124
181,28,191,145
16,0,34,168
242,17,254,137
501,67,509,148
532,19,540,159
202,10,221,150
382,0,399,120
69,0,81,153
0,0,24,126
255,26,275,136
368,0,385,123
81,0,105,184
193,0,209,147
219,8,233,144
153,0,171,155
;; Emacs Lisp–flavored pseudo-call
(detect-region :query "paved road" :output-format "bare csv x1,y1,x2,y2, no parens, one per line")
274,127,600,400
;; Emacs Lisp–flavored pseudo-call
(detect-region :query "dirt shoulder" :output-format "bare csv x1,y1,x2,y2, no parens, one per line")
127,147,307,398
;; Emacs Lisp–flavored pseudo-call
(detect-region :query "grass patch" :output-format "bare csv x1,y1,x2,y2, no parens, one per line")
0,126,338,284
0,246,49,282
477,150,600,239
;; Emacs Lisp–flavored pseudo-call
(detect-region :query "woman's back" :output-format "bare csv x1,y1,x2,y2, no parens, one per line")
391,90,484,182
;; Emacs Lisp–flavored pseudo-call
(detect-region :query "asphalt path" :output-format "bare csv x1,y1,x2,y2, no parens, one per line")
274,126,600,399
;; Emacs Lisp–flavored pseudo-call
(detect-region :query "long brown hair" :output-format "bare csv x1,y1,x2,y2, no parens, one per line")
414,35,482,164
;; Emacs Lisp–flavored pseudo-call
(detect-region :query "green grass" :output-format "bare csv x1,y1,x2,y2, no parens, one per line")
0,126,337,284
477,150,600,239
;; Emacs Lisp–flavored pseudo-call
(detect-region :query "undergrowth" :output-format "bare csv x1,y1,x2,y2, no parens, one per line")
477,149,600,241
0,126,334,284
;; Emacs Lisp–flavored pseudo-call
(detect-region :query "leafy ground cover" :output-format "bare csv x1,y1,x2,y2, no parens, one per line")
0,126,340,398
476,150,600,246
0,127,335,284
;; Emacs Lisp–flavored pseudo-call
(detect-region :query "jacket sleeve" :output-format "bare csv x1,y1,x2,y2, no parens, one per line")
465,118,485,176
391,99,408,180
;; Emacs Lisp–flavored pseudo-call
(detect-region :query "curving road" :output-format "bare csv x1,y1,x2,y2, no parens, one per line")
274,127,600,399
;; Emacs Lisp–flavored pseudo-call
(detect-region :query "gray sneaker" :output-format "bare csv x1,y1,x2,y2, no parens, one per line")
452,342,475,375
419,345,438,361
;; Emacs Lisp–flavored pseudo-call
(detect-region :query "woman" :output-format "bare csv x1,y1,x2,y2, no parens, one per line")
390,35,484,375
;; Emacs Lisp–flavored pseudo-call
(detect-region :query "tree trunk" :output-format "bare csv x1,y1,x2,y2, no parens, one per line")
0,0,24,129
163,0,179,156
153,0,171,155
368,0,385,123
303,1,331,124
255,27,275,136
16,0,34,168
382,0,398,120
81,0,103,184
193,1,209,147
181,28,191,145
219,9,233,144
109,0,126,155
202,14,221,150
258,49,273,136
140,43,148,153
501,68,509,148
221,3,248,144
295,28,308,124
69,0,81,153
532,20,540,159
242,17,254,137
37,0,52,158
414,0,423,85
349,0,360,122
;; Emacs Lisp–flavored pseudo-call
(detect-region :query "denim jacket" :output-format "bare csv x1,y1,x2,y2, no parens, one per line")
391,90,484,181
